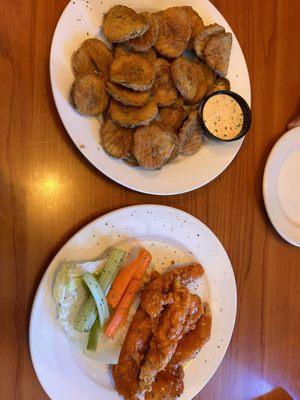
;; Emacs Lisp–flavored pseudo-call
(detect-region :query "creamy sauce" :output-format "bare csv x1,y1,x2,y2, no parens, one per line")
203,94,244,140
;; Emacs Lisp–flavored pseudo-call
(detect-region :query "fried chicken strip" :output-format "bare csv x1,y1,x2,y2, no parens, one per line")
145,364,184,400
146,305,212,400
113,307,152,400
180,294,204,338
141,263,204,319
139,285,191,393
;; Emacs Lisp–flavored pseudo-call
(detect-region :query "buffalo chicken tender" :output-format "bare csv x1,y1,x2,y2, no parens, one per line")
133,123,175,169
108,99,158,128
206,76,231,96
110,54,155,91
72,38,113,82
128,12,159,52
103,5,149,43
106,81,150,107
114,44,157,62
153,59,178,107
204,32,232,76
70,73,109,116
194,23,225,59
154,7,191,58
100,119,133,158
171,57,207,104
179,6,205,50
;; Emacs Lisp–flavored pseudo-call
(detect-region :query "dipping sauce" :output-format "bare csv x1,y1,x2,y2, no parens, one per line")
203,93,244,140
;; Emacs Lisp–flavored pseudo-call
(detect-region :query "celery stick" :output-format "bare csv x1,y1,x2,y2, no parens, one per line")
74,270,105,332
82,272,109,328
98,248,126,295
87,318,100,351
74,296,97,332
74,249,125,331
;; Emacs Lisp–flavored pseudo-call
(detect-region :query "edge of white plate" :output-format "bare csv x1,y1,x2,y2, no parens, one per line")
263,128,300,247
49,1,251,196
29,204,237,399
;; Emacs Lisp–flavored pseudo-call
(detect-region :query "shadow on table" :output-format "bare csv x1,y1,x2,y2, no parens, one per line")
254,387,293,400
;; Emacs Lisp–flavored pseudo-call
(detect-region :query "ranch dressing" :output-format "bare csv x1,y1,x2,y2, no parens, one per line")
203,94,244,140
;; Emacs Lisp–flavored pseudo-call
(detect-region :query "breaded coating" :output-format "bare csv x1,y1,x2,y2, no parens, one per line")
128,12,159,51
100,119,133,158
70,73,109,116
154,8,191,58
103,5,149,43
72,38,113,81
110,54,155,91
108,99,158,128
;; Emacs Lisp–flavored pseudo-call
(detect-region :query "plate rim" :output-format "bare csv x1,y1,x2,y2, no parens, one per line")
263,127,300,247
49,0,251,196
29,204,237,399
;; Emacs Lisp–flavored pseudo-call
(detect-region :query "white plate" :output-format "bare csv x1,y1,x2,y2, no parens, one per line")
30,205,237,400
263,127,300,247
50,0,251,195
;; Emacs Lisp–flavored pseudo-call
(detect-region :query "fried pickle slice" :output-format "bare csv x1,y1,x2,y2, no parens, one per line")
191,62,209,103
171,58,209,104
128,12,159,52
181,130,202,155
194,23,225,59
71,38,113,82
204,32,232,76
132,123,174,169
206,76,231,96
124,153,139,167
152,58,178,107
179,6,205,50
171,57,198,102
110,54,155,91
154,7,191,58
100,119,133,158
108,99,158,128
70,73,109,116
157,97,187,131
106,81,150,107
114,44,157,62
201,62,215,90
153,122,180,163
103,5,149,43
168,130,181,162
178,110,200,146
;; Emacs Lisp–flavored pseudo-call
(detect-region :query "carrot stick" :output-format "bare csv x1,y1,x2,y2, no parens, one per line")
105,249,151,338
107,248,150,308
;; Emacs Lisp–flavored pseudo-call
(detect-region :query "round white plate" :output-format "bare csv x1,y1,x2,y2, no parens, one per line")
263,127,300,247
30,205,237,400
50,0,251,195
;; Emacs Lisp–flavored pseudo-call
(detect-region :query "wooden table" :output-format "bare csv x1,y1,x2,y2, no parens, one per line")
1,0,300,399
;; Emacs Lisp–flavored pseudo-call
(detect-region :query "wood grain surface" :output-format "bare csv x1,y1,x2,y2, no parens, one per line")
0,0,300,399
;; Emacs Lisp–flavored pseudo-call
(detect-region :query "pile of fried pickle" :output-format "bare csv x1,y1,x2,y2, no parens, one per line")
70,5,232,169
